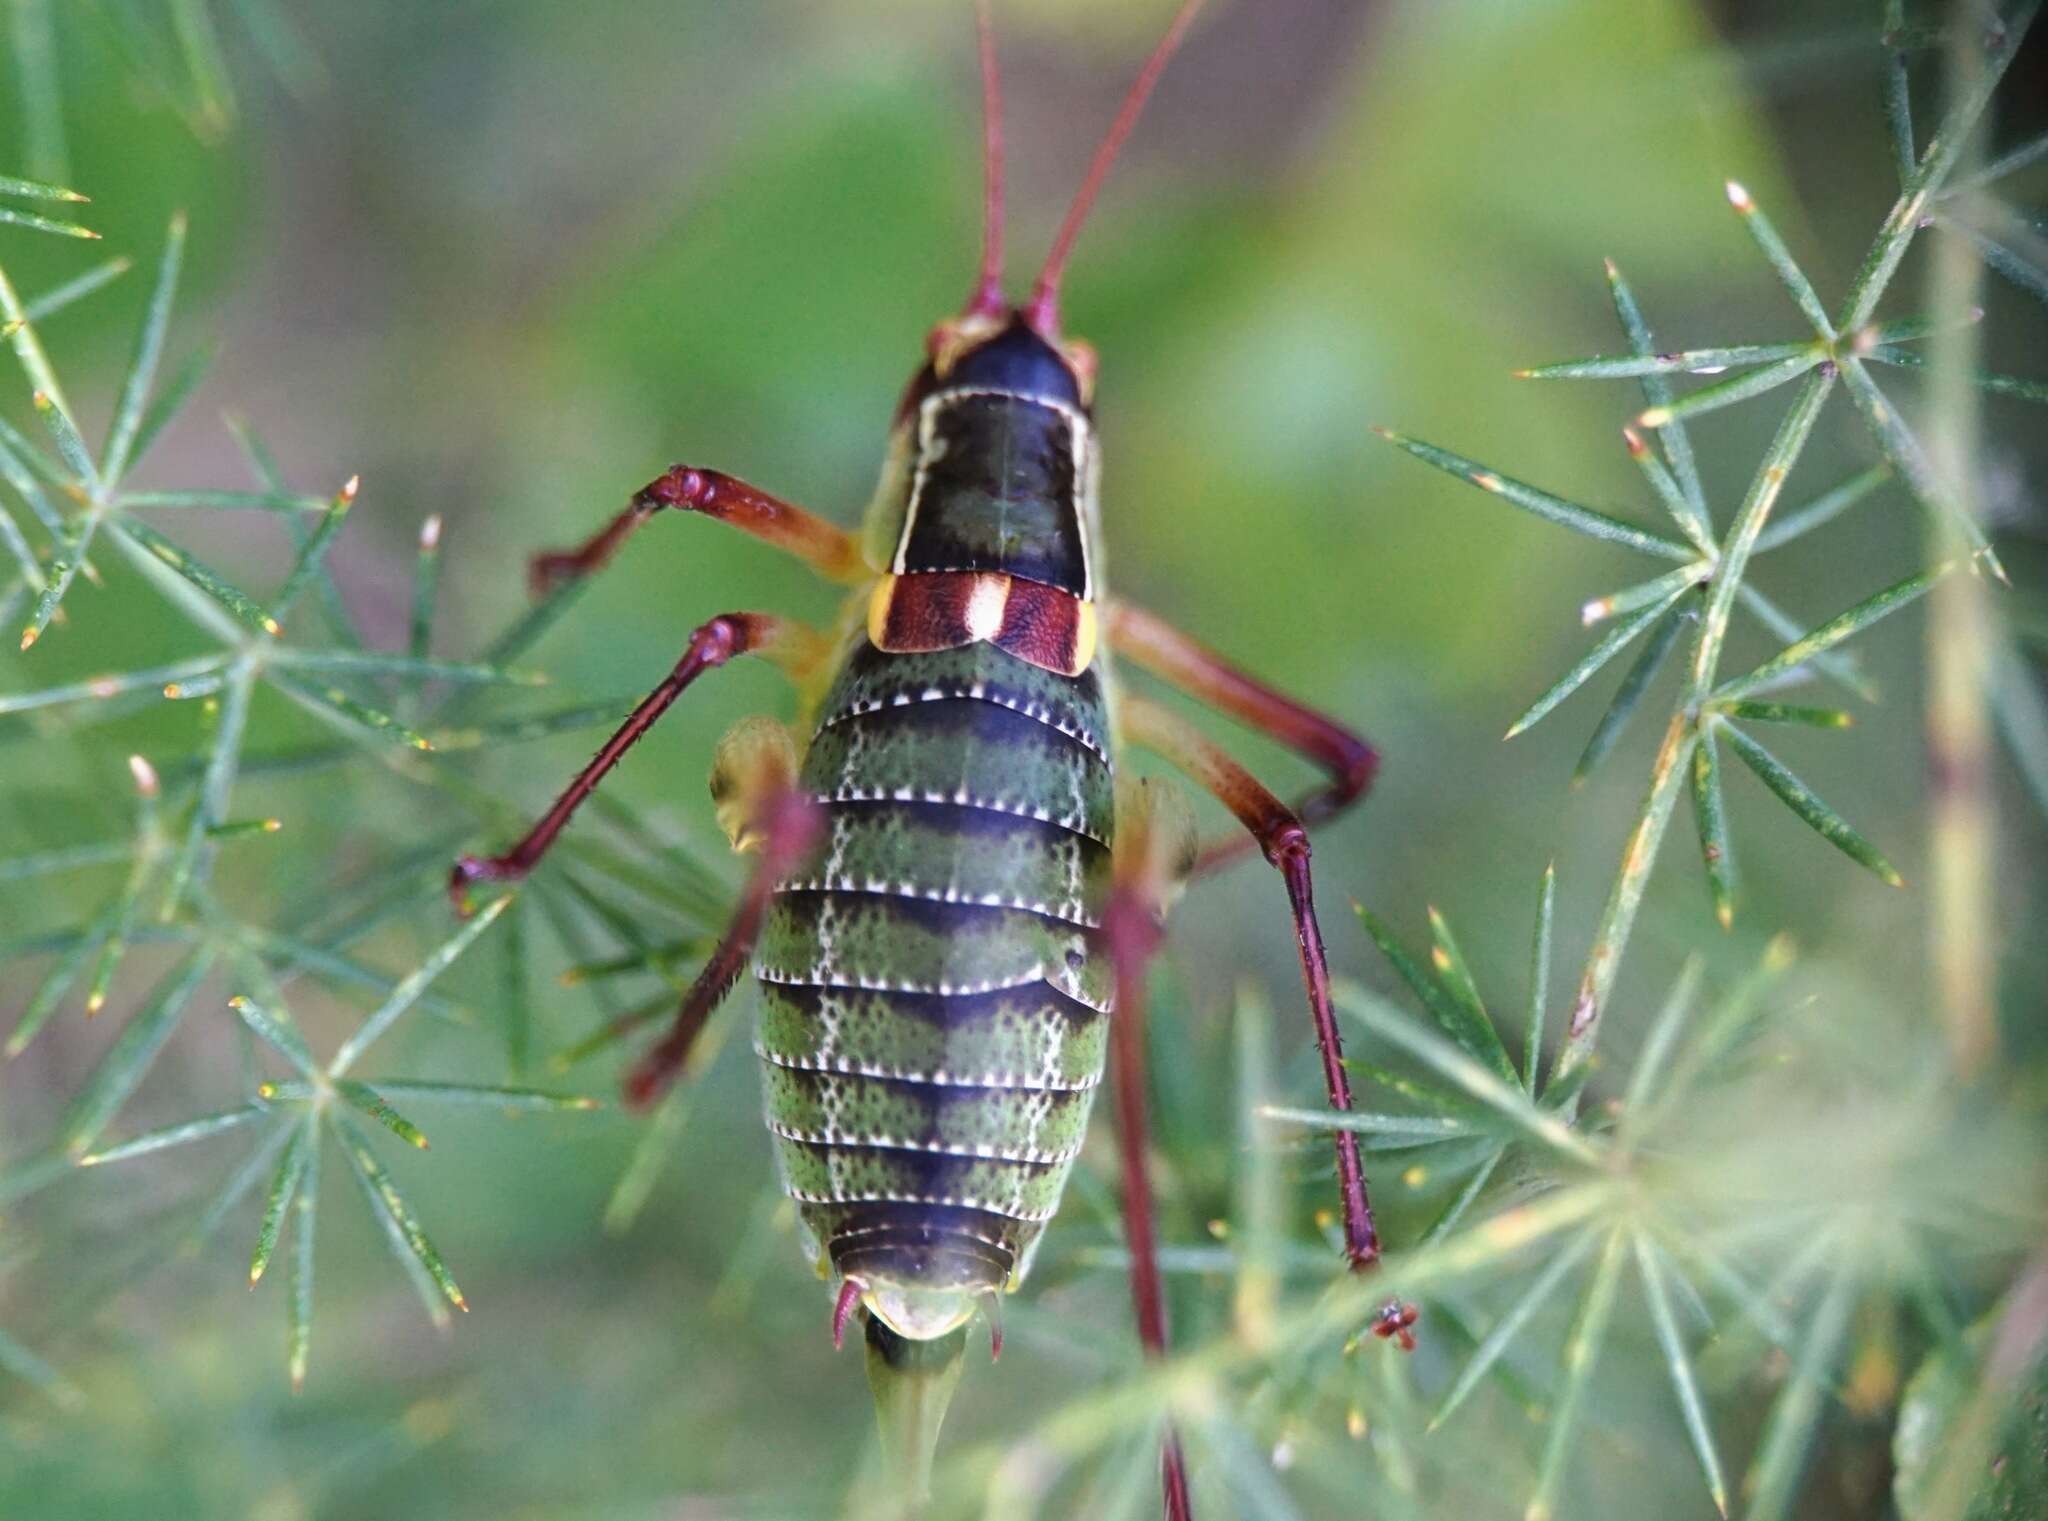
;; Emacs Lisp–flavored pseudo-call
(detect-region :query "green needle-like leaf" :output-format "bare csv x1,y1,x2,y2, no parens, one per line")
1933,209,2048,312
1356,904,1512,1079
19,256,130,326
57,945,217,1156
1726,181,1836,338
329,893,510,1077
1691,723,1735,929
335,1081,429,1149
1837,356,1999,573
1862,340,2048,402
363,1080,599,1112
267,672,435,753
1517,342,1813,380
1881,4,1914,187
411,513,442,665
1373,429,1693,559
1634,1229,1730,1517
110,518,281,637
1717,562,1949,702
1430,1226,1601,1430
287,1117,319,1390
1604,258,1711,542
0,172,87,202
1525,1227,1631,1521
1752,464,1893,553
1573,602,1688,784
1635,350,1822,429
1620,427,1714,556
31,387,93,484
124,342,217,473
1580,561,1708,626
333,1114,466,1314
1425,906,1517,1083
1618,957,1705,1141
1505,586,1690,739
1743,1251,1860,1521
1258,1106,1474,1147
76,1103,267,1166
268,647,546,685
102,214,186,485
1524,862,1554,1094
1721,723,1902,885
248,1118,312,1286
1716,700,1852,728
270,475,357,623
0,205,96,239
1734,582,1876,703
1418,1142,1509,1246
229,994,316,1078
5,904,113,1056
1334,983,1604,1166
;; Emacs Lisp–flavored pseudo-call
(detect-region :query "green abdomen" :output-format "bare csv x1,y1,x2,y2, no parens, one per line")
754,638,1115,1294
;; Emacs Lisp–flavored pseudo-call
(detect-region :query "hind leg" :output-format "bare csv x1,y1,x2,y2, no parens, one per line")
1104,774,1203,1521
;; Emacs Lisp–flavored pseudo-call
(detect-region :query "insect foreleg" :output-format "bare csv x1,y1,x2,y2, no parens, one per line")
1117,694,1382,1273
530,466,868,593
447,612,827,914
1104,775,1203,1521
624,780,820,1109
1105,601,1378,873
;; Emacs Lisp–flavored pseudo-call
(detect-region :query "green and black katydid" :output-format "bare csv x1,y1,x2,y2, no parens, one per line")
449,3,1406,1513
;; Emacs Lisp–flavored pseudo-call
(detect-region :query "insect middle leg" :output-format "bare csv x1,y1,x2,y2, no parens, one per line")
529,466,869,593
1117,692,1383,1272
446,611,829,913
1105,600,1378,872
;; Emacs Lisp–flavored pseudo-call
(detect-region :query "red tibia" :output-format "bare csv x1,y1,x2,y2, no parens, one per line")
1274,826,1379,1270
448,613,783,916
623,789,820,1108
965,0,1006,318
832,1277,864,1351
529,466,864,593
1104,889,1195,1521
1023,0,1208,337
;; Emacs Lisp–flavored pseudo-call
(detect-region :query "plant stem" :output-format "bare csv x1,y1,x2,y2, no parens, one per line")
1555,373,1834,1095
1924,1,1998,1076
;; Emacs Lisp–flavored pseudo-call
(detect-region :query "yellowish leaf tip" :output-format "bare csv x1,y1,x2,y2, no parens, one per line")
341,474,361,503
412,737,435,752
76,1153,101,1168
127,754,160,797
1430,946,1452,972
262,818,283,833
170,209,189,234
1346,1407,1368,1440
1369,424,1396,441
1763,934,1797,970
452,1293,470,1313
228,995,249,1010
20,626,39,650
163,683,183,698
1725,180,1754,212
250,1265,265,1287
1716,902,1734,931
262,618,283,637
419,513,442,550
0,319,20,338
1638,406,1672,429
1883,867,1905,888
85,991,104,1015
1602,256,1620,281
1471,471,1504,493
557,969,584,987
257,1082,277,1099
573,1097,601,1110
1621,426,1647,458
1581,597,1611,626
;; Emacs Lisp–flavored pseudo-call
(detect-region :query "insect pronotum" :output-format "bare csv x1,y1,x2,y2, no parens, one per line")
448,4,1407,1514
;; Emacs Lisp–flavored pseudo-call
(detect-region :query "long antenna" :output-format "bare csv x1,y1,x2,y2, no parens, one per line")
964,0,1007,318
1023,0,1206,336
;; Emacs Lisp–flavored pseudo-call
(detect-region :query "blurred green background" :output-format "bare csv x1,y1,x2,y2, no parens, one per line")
1,1,2044,1517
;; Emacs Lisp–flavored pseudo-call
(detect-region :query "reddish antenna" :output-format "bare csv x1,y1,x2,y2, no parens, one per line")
1023,0,1207,336
964,0,1007,318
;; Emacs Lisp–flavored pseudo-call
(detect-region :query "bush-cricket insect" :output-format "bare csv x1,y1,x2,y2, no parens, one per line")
447,4,1405,1513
